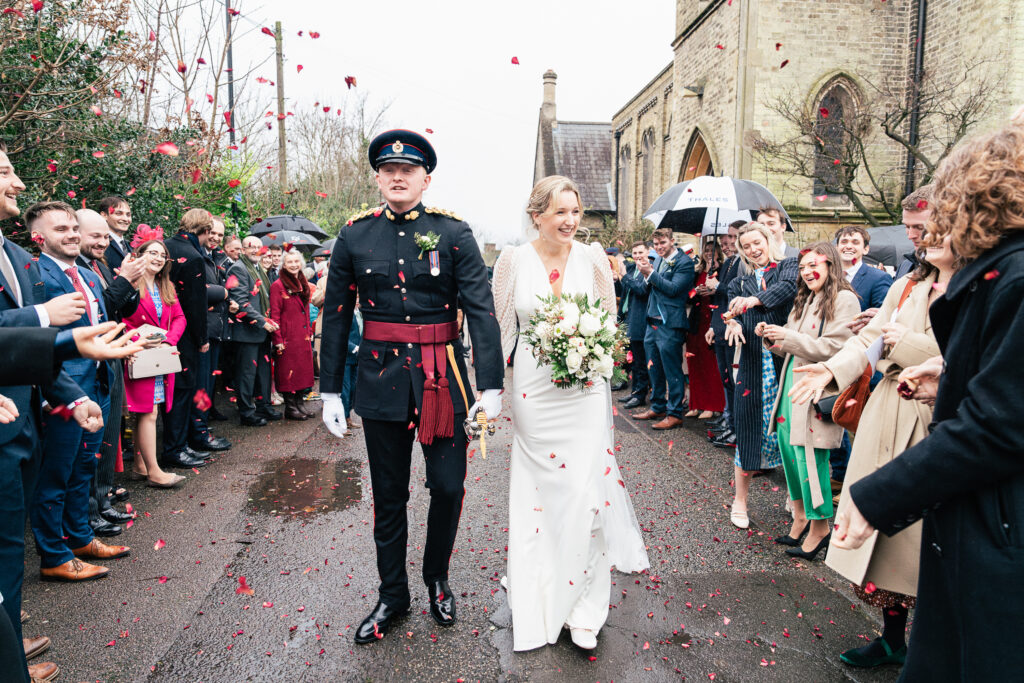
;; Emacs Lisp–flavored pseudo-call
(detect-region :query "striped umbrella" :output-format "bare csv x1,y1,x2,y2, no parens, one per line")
643,176,792,233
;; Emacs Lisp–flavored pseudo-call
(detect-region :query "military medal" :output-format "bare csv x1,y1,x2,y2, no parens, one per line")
428,250,440,276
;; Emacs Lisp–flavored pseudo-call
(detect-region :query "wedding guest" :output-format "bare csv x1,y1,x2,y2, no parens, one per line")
761,242,858,559
98,196,132,270
122,237,187,489
269,250,316,420
222,235,242,267
817,124,1024,678
707,221,745,447
789,234,960,670
266,244,283,284
204,218,233,423
685,236,726,419
618,241,651,409
757,207,800,259
28,201,131,580
723,222,798,529
631,227,695,430
893,185,932,281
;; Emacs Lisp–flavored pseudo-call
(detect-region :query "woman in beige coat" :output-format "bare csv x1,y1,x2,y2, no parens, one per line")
759,243,860,559
788,234,961,669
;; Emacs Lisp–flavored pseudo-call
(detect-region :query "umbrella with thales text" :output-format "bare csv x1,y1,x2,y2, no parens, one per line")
643,176,791,234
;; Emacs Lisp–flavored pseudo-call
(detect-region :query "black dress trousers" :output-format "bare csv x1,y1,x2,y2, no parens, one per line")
361,398,468,608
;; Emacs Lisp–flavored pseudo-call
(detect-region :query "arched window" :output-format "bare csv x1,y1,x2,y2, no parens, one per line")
617,144,631,223
812,78,859,197
680,129,713,181
641,128,656,213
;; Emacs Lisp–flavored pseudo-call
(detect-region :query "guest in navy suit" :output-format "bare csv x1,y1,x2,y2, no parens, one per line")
99,196,132,271
631,227,695,430
27,202,130,583
619,241,652,409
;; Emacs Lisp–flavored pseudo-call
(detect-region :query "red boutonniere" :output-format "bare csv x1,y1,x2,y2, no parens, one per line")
764,262,778,272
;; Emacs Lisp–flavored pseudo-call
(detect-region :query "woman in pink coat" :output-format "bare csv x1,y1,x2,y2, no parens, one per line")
122,238,187,488
269,250,316,420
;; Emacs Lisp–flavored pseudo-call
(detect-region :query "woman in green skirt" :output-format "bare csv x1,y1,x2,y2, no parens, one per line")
758,242,860,559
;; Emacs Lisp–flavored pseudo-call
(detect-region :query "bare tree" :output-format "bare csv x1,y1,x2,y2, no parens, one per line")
753,58,1000,225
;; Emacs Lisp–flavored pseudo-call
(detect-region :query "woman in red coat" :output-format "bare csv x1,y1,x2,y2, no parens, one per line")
270,250,316,420
685,237,726,419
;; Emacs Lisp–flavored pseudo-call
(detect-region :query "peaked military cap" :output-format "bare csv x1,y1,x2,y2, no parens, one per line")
368,129,437,174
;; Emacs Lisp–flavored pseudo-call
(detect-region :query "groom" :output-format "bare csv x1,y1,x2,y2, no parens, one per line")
320,129,504,643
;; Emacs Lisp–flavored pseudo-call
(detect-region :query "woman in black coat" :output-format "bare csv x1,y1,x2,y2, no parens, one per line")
831,123,1024,680
723,223,798,529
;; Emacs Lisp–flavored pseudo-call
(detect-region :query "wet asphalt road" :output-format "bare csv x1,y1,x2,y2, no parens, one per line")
20,374,905,682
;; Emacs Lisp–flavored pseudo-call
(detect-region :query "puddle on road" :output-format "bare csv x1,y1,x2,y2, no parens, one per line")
248,457,362,518
668,631,693,646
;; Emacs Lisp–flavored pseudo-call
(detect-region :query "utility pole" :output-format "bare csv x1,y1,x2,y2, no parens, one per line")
225,1,235,146
274,20,287,187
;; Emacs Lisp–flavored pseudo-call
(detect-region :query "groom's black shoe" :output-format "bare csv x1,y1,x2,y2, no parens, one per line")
427,580,457,627
354,601,409,644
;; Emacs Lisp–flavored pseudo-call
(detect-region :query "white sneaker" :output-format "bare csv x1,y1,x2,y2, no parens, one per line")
569,627,597,650
271,392,284,406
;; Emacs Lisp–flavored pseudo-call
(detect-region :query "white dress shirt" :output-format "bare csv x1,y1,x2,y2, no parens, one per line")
844,260,863,283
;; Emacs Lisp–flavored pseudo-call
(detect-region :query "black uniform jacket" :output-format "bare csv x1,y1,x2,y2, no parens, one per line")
164,231,209,350
320,203,503,421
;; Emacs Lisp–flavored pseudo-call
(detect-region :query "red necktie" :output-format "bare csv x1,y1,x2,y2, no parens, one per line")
64,266,95,324
89,260,107,289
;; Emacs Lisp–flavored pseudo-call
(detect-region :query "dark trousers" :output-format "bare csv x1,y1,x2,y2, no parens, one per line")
362,403,468,607
188,347,213,444
645,322,687,418
628,339,650,399
0,603,29,682
0,413,40,672
162,339,197,459
714,342,735,430
829,431,852,483
235,340,272,418
90,364,122,522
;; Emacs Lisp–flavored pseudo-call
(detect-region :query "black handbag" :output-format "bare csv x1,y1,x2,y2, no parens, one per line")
808,316,835,422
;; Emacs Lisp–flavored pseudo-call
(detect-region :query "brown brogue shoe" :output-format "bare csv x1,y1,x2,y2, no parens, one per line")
40,558,109,582
72,538,130,560
652,416,684,430
631,409,666,421
23,635,50,660
27,660,59,682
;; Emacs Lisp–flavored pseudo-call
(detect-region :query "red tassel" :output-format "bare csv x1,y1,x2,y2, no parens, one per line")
435,377,454,439
419,378,438,445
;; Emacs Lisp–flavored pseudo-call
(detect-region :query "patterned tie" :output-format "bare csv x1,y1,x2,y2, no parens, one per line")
64,266,95,324
89,260,107,289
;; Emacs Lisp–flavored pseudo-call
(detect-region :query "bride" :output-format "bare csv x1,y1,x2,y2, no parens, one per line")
492,175,649,651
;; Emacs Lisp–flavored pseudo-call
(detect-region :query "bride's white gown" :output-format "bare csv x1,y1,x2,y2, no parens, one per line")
493,240,650,652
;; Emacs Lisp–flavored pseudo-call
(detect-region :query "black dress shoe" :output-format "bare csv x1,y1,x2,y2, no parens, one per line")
90,519,123,537
257,407,282,421
240,415,268,427
209,408,229,421
183,445,211,460
712,429,737,448
623,397,646,410
774,522,809,547
617,394,633,403
786,533,831,561
99,507,134,524
108,488,129,503
610,380,628,392
353,601,409,644
162,452,207,468
190,435,231,452
427,580,457,626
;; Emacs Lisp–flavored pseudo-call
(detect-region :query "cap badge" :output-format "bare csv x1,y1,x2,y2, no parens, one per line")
392,140,404,153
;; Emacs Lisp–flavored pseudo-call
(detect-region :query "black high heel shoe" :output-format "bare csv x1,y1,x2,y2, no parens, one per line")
774,521,809,547
786,532,831,560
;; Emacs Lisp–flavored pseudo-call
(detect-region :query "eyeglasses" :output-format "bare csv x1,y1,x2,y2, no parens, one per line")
142,250,166,260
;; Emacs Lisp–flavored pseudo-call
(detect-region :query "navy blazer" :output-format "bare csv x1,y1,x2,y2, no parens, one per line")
849,263,893,311
644,250,696,331
619,262,651,340
105,238,127,271
37,254,112,390
0,239,85,445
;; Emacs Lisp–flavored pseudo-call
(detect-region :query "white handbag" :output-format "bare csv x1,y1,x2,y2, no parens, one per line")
127,325,182,379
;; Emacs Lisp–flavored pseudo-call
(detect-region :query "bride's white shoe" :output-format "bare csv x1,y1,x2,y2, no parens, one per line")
569,626,597,650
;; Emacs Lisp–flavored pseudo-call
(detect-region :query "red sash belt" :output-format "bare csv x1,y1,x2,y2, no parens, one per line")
362,320,459,445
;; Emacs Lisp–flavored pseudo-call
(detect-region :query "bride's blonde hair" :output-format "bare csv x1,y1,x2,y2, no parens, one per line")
526,175,585,230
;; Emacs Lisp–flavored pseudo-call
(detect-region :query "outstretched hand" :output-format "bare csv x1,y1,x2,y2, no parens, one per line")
898,354,944,405
789,363,834,405
73,322,149,361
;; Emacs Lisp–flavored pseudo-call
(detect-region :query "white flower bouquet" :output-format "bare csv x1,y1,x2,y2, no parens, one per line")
520,293,627,390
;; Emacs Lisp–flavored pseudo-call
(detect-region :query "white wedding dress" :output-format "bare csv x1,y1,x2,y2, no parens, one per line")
493,240,650,652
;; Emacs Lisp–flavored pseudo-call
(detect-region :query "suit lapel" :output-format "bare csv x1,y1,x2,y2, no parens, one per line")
0,241,20,307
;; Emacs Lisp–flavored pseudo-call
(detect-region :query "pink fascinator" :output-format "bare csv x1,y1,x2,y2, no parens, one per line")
130,224,164,249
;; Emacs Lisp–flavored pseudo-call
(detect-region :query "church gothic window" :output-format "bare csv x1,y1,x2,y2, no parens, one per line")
617,144,631,223
681,129,713,181
812,78,859,198
641,129,656,214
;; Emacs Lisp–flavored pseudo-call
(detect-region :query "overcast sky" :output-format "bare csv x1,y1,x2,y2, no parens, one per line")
234,0,675,244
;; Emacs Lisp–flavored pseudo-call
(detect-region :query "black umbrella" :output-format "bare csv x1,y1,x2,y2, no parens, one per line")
860,225,915,268
321,237,336,253
260,230,322,251
249,215,329,239
643,176,792,233
311,246,332,259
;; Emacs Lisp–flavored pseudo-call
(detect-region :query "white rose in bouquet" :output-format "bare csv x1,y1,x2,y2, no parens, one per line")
602,314,617,333
593,354,615,378
569,336,588,356
565,350,583,373
560,301,580,333
535,321,554,341
578,311,603,337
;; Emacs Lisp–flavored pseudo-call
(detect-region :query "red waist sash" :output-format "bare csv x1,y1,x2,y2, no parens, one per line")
362,320,459,445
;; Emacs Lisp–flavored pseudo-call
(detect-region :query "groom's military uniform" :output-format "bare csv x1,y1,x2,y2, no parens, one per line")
320,130,503,614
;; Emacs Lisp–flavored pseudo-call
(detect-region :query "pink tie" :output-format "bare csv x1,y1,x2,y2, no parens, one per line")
64,266,95,324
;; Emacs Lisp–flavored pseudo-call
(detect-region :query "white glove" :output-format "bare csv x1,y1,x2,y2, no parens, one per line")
321,392,348,438
468,389,502,421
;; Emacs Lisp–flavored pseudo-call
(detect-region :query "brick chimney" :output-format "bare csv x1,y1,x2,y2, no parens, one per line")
542,69,557,123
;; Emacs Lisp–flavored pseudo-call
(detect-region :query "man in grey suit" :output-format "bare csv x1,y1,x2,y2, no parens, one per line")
226,236,280,426
757,207,800,259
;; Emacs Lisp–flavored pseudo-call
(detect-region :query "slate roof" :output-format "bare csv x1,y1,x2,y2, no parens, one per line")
550,121,615,213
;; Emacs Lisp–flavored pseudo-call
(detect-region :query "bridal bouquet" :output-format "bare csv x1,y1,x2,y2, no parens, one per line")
521,293,627,390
